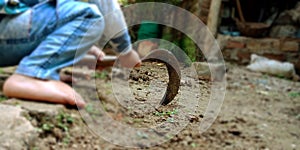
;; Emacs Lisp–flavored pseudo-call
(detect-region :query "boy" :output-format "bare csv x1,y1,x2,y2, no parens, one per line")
0,0,141,108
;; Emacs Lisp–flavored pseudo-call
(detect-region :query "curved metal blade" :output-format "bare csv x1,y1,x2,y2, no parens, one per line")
142,49,181,106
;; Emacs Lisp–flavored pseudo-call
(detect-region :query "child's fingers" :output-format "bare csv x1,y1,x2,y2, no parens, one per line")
97,51,106,61
135,62,142,68
88,45,106,61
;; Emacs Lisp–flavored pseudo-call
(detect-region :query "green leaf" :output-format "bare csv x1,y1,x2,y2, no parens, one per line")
66,116,74,123
289,92,300,98
191,143,197,148
42,123,54,131
93,71,108,79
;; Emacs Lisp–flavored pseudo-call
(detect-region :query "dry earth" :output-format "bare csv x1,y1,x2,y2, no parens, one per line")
0,62,299,150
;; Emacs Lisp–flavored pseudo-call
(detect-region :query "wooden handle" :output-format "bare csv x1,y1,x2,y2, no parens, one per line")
76,55,117,68
235,0,245,22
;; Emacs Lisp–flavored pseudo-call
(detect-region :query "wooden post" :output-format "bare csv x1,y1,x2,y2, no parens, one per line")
206,0,222,37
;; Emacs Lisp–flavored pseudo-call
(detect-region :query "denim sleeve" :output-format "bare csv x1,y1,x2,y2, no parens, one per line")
110,31,132,54
89,0,132,54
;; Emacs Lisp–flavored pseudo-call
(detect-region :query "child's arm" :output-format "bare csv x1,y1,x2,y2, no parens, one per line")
90,0,141,67
90,0,131,54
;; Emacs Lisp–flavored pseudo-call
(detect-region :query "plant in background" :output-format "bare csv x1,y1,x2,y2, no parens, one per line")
119,0,201,62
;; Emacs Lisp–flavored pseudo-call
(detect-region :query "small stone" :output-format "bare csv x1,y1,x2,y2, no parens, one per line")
93,145,101,150
47,137,57,145
72,144,78,148
53,128,63,140
181,140,188,146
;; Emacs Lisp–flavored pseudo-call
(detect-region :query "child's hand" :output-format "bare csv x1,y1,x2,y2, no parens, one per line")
88,45,105,61
119,50,141,68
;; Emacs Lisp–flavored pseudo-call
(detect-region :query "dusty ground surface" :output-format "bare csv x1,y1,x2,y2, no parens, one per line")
0,62,299,150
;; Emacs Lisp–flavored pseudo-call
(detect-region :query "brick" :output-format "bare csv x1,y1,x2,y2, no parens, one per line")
247,40,263,51
221,49,233,60
262,53,286,62
237,50,251,64
281,41,299,52
226,41,246,49
229,36,249,42
246,38,280,52
222,49,231,59
222,48,240,62
267,38,281,50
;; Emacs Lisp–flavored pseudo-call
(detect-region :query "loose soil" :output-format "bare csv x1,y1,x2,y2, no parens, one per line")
0,62,299,150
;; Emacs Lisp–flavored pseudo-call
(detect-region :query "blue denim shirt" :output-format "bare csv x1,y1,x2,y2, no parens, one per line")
0,0,132,54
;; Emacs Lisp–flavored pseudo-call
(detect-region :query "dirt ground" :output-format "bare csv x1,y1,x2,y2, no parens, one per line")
0,62,300,150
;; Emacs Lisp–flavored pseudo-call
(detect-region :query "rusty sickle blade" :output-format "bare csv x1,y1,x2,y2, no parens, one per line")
82,49,181,106
142,49,181,106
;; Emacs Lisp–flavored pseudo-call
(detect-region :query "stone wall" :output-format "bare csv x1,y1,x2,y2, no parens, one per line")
217,34,300,74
